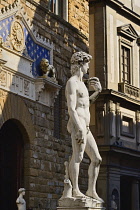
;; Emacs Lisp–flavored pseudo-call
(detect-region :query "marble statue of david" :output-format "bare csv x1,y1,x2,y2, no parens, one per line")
65,51,103,202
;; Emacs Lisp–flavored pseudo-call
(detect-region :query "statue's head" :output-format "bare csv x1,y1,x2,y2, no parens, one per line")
70,51,92,75
40,58,49,74
18,188,25,195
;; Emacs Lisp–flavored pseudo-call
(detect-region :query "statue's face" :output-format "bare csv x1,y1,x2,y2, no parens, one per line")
81,62,89,74
22,191,25,196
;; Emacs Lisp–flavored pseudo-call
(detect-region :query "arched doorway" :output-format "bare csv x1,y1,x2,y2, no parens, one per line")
0,120,24,210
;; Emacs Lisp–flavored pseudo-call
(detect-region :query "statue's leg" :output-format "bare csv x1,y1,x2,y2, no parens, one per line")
85,131,104,202
69,131,86,198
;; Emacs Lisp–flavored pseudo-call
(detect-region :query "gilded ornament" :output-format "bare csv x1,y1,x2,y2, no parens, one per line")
10,20,24,52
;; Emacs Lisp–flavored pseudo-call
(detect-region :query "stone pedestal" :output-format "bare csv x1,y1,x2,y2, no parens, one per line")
58,197,105,210
58,208,105,210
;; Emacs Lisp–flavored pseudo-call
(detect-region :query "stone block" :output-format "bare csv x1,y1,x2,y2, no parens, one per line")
58,197,105,210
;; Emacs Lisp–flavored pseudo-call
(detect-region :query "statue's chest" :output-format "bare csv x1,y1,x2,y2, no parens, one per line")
77,82,88,98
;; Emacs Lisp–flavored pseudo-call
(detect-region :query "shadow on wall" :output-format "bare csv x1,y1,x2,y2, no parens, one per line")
0,0,89,210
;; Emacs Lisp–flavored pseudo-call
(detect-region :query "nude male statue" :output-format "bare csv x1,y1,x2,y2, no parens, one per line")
65,51,103,202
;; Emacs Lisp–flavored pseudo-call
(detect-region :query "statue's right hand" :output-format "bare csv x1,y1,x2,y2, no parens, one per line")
75,129,84,144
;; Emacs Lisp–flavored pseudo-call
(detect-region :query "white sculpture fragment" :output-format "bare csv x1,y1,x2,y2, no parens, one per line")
111,195,117,210
16,188,26,210
60,161,72,199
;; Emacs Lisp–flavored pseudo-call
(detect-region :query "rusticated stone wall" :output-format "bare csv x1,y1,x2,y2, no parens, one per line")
0,0,90,210
24,94,89,210
69,0,89,39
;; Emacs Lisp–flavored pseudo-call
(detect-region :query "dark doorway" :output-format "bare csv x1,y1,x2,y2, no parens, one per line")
120,176,131,210
0,120,24,210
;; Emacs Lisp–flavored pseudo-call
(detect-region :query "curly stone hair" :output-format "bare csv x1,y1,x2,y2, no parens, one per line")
70,51,92,75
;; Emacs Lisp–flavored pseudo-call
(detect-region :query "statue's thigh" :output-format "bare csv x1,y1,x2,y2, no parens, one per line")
71,133,86,161
85,131,101,160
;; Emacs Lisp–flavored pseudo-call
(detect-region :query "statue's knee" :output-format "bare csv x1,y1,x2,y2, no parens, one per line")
93,156,102,166
76,154,83,163
99,157,102,164
97,156,102,165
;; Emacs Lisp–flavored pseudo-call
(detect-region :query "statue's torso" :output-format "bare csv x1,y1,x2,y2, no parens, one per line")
75,80,90,125
16,198,26,210
66,78,90,133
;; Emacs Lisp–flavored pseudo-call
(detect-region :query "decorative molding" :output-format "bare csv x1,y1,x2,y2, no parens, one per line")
90,0,140,25
0,0,53,51
35,77,61,107
0,0,20,18
0,58,7,66
0,0,54,77
10,19,25,52
117,24,138,41
0,60,61,107
105,89,140,106
0,60,35,100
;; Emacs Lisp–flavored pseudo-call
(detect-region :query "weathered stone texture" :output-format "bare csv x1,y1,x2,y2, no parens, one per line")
22,98,70,209
22,93,90,210
0,0,90,209
69,0,89,38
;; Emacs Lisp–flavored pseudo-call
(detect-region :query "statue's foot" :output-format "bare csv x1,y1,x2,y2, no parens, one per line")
73,189,86,198
86,190,104,203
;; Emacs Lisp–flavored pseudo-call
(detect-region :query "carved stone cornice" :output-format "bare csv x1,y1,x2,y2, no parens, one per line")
0,58,7,66
89,0,140,25
117,24,138,41
100,89,140,106
0,62,35,100
35,77,62,107
0,62,61,107
98,145,140,156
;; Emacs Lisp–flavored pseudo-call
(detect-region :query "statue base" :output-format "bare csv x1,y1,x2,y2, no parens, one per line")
58,197,105,210
57,208,105,210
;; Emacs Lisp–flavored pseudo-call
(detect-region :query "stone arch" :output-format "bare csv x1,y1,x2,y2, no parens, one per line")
0,91,36,209
0,91,35,142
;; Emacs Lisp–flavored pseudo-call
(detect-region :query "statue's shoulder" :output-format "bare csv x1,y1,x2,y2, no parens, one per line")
16,197,20,203
66,78,78,95
66,77,77,86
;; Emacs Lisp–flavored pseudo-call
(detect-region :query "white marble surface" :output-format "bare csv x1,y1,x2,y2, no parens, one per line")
16,188,26,210
60,52,104,207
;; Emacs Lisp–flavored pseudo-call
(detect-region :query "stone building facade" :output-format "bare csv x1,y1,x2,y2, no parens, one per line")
89,0,140,210
0,1,89,210
0,0,140,210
